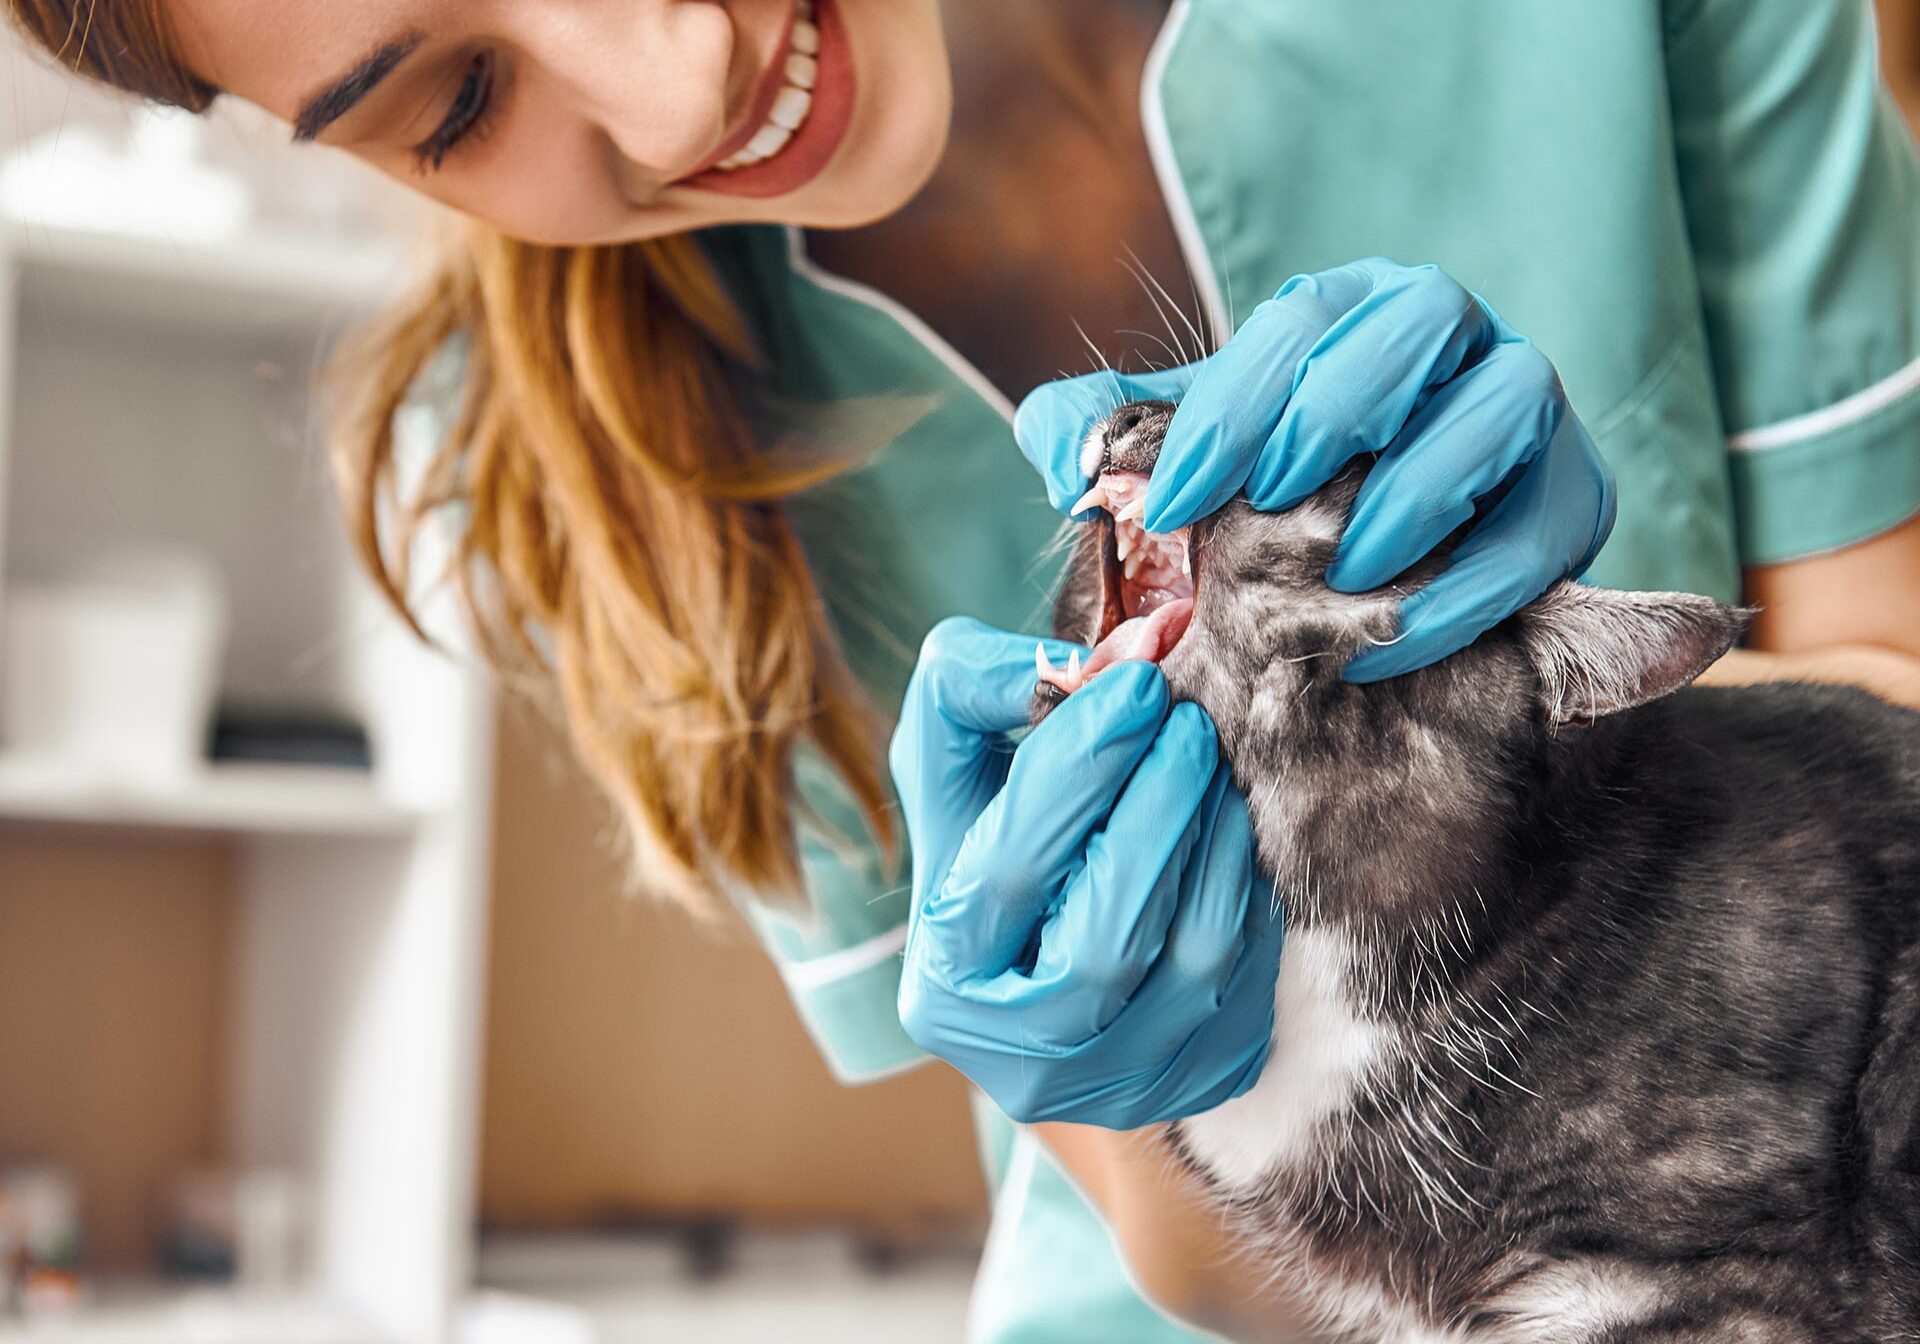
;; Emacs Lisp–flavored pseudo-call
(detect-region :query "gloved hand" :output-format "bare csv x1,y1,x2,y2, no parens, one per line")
1015,257,1618,682
890,617,1286,1129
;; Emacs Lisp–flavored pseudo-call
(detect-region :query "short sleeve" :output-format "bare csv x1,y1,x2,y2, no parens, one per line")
1667,0,1920,565
740,747,926,1085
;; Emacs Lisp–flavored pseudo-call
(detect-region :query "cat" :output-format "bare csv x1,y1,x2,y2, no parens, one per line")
1032,400,1920,1343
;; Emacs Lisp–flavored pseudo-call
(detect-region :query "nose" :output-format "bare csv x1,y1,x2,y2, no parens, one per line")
523,1,736,181
1101,400,1177,469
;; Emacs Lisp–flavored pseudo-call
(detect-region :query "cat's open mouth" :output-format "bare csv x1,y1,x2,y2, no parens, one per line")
1035,469,1196,700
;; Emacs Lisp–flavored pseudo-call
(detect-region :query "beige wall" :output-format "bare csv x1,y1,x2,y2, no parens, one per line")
476,708,986,1235
0,831,234,1270
1884,0,1920,133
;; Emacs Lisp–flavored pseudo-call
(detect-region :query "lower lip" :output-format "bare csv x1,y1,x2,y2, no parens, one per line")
679,0,856,200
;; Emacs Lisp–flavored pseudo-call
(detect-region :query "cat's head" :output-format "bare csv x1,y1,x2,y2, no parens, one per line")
1035,401,1749,914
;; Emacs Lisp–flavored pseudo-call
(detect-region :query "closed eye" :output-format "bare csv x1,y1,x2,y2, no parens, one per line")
414,52,497,171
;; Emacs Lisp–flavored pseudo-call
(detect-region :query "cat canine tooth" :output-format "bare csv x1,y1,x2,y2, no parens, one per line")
1116,527,1134,563
1037,643,1059,683
1070,485,1111,516
1115,497,1146,524
1067,649,1083,686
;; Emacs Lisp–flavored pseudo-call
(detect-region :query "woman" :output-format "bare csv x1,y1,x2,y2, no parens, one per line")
13,1,1920,1337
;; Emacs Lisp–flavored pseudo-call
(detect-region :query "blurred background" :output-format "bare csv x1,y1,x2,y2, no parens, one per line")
0,10,1916,1344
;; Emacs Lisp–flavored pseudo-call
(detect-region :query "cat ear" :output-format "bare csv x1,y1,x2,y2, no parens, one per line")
1518,583,1752,725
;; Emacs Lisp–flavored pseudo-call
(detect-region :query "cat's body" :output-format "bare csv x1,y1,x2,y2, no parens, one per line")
1040,403,1920,1342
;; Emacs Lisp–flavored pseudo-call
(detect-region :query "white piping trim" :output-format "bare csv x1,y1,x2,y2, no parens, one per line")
783,226,1016,424
784,991,931,1086
965,1129,1041,1344
1727,349,1920,452
1142,0,1232,347
777,920,908,993
828,1049,931,1086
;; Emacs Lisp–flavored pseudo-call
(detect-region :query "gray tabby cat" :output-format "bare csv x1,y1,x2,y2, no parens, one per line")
1032,401,1920,1343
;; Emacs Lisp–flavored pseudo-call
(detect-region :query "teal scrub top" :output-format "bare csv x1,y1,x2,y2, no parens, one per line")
710,1,1920,1339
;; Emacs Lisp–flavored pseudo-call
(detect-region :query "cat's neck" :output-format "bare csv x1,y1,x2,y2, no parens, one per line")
1254,705,1629,1020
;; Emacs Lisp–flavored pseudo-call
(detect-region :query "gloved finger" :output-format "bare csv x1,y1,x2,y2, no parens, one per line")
1045,774,1278,1132
1193,865,1290,1107
920,662,1170,982
1145,258,1403,532
1323,341,1566,593
1096,759,1260,1061
890,618,1087,883
1340,429,1614,682
1014,367,1196,514
1252,269,1503,514
1014,702,1222,1044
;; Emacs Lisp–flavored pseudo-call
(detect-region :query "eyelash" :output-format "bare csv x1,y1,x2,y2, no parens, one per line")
414,52,497,172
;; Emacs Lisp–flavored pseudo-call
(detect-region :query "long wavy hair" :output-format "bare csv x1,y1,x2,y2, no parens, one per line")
6,0,895,913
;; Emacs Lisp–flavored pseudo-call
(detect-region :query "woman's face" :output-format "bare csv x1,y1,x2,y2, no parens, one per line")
165,0,952,245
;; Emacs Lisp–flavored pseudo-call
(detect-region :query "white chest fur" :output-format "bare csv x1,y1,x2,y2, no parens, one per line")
1179,924,1389,1192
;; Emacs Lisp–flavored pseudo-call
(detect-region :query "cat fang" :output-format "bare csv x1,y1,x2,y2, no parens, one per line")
1033,467,1197,703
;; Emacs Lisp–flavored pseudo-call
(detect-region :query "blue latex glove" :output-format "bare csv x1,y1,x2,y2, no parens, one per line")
890,617,1286,1129
1014,258,1618,681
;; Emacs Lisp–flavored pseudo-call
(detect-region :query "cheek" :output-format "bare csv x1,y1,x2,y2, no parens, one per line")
385,123,687,247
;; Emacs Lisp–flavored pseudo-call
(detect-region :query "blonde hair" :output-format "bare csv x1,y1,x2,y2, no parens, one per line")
7,1,895,912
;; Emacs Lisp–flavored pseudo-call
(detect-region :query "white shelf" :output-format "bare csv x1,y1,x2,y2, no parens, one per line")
0,756,421,837
0,1285,389,1344
466,1231,976,1344
0,219,407,338
0,139,495,1343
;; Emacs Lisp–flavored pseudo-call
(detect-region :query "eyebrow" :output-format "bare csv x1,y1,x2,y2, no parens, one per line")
292,31,427,143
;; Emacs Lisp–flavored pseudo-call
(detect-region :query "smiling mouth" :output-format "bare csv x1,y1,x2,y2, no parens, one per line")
711,0,821,173
1036,470,1198,700
677,0,854,199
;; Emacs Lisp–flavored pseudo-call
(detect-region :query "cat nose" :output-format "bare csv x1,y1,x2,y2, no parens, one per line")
1103,401,1158,446
1101,400,1176,471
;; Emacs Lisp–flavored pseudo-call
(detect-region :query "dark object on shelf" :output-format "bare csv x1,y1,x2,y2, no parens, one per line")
208,705,373,770
580,1213,741,1282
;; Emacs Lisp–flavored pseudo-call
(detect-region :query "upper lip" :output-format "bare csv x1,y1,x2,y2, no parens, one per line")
677,3,802,181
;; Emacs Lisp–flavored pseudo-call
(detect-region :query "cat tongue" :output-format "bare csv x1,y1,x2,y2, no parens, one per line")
1083,597,1194,678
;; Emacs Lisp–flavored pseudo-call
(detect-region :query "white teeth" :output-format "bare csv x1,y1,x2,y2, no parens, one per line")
1115,497,1146,524
1069,485,1110,516
1116,526,1133,563
746,122,792,159
770,86,812,130
1067,649,1082,684
1037,643,1058,682
710,5,822,175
